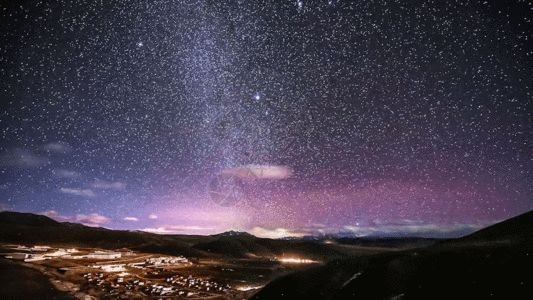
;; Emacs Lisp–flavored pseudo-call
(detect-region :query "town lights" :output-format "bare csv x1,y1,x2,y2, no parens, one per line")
277,257,317,264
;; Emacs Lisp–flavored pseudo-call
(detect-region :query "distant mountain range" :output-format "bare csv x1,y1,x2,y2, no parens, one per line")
0,211,442,257
212,230,256,238
0,211,369,261
283,234,442,249
251,210,533,300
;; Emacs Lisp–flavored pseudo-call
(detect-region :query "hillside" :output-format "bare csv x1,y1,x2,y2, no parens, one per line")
251,210,533,300
0,211,359,261
0,211,211,258
456,209,533,242
0,211,63,227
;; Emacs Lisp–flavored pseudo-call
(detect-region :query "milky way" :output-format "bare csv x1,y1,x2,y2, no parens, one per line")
1,0,532,238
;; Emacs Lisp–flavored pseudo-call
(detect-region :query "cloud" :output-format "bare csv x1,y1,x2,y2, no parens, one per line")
141,225,214,234
245,221,488,239
220,164,292,180
142,227,174,234
249,227,308,239
247,223,341,239
182,225,214,231
92,179,126,191
149,214,158,219
53,169,82,179
124,217,139,221
342,225,377,237
59,188,95,197
343,220,487,238
0,149,50,167
76,213,110,227
44,142,72,153
41,211,109,227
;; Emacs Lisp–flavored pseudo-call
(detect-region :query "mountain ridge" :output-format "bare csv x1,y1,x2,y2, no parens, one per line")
455,210,533,242
212,230,256,238
251,209,533,300
0,211,360,261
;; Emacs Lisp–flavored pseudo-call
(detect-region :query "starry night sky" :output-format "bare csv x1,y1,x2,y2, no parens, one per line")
1,0,532,238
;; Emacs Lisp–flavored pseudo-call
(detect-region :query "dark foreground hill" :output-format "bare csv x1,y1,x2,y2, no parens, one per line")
251,210,533,300
0,258,76,300
456,209,533,242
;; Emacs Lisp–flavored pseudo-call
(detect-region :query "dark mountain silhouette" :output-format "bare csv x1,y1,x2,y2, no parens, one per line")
456,209,533,242
0,211,355,261
251,210,533,300
0,211,62,227
213,230,256,238
0,211,212,257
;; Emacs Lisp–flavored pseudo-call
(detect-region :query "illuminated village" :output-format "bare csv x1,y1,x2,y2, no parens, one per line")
1,243,319,299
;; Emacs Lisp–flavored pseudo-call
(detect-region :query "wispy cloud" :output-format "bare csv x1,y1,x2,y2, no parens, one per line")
40,211,109,227
124,217,139,221
342,220,488,238
142,227,173,234
92,179,126,191
149,214,158,219
247,220,488,239
342,225,376,237
247,223,340,239
44,142,72,153
249,227,308,239
0,149,50,167
59,188,95,197
182,225,214,231
75,213,110,227
53,169,82,179
141,225,214,234
221,164,292,180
